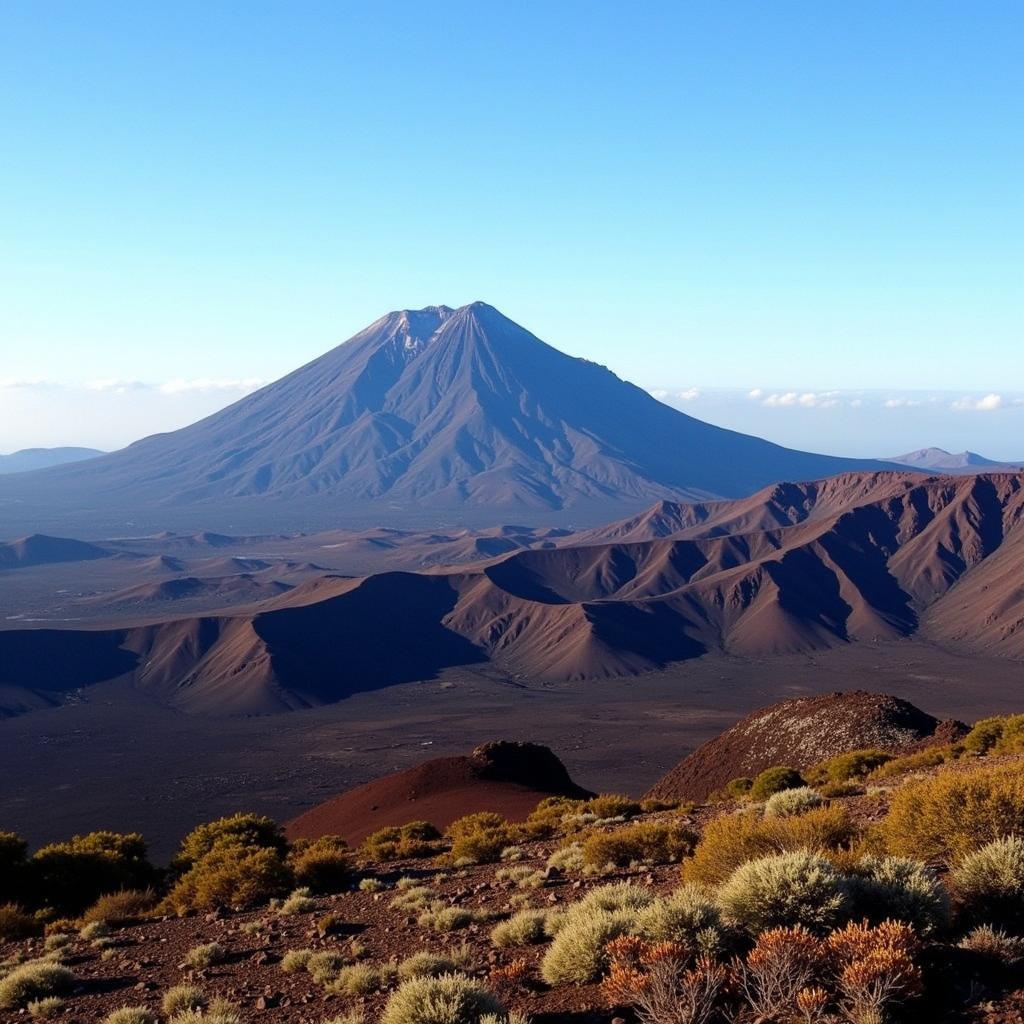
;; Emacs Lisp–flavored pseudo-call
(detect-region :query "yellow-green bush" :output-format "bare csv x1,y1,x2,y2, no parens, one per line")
522,797,584,838
163,845,292,913
446,813,517,864
683,804,858,887
80,888,157,925
380,972,506,1024
953,835,1024,928
360,821,441,861
30,831,154,915
288,836,351,893
868,745,957,780
749,766,804,802
584,794,642,820
0,961,75,1011
580,820,697,868
0,902,41,940
805,749,892,786
171,813,286,873
881,762,1024,861
961,715,1024,755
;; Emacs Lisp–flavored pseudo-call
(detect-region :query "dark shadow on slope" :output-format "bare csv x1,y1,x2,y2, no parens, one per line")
252,572,485,701
0,629,136,695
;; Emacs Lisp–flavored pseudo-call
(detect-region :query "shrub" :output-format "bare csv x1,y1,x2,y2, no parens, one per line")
103,1009,156,1024
683,805,857,886
316,912,345,936
380,972,506,1024
0,902,42,940
719,777,753,801
27,997,64,1020
522,797,584,838
418,905,477,932
0,961,75,1011
183,941,227,969
581,821,697,868
546,845,584,873
847,856,950,935
963,715,1013,754
738,925,823,1020
81,887,158,924
360,821,441,861
0,832,28,904
162,985,207,1015
171,814,286,872
805,749,893,787
398,952,460,980
280,948,313,972
306,950,347,984
539,884,654,984
953,835,1024,927
164,845,292,913
749,766,804,802
289,836,352,893
358,877,384,892
716,850,849,935
881,762,1024,861
80,918,111,940
278,887,317,915
328,963,381,996
634,886,726,953
584,794,642,821
762,787,824,819
31,831,154,915
491,908,556,947
167,997,241,1024
959,924,1024,964
869,745,956,780
446,813,517,865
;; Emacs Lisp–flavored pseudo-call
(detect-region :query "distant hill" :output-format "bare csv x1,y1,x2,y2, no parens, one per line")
0,446,104,474
0,302,893,526
885,447,1023,474
2,470,1023,717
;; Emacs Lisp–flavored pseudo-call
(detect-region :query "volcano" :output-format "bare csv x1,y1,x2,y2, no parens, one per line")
0,303,894,528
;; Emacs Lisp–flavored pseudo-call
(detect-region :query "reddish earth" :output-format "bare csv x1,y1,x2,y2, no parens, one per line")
646,690,967,802
287,741,593,845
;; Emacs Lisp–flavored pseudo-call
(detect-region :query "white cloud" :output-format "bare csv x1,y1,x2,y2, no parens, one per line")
157,377,269,396
884,397,923,409
0,376,59,390
763,391,799,407
952,393,1004,412
85,378,149,393
747,388,764,400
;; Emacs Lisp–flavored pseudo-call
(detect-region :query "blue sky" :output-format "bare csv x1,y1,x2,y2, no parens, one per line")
1,1,1021,455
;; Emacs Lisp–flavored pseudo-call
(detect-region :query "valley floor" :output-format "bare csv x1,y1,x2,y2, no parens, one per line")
2,639,1022,860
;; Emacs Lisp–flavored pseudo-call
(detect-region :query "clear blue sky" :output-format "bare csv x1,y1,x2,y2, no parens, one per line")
1,1,1021,455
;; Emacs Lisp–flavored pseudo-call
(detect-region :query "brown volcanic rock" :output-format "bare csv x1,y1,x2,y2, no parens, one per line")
645,691,968,803
286,740,592,845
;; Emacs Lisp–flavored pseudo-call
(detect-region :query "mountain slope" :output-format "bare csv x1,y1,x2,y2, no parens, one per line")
885,447,1023,474
0,303,894,522
2,471,1023,717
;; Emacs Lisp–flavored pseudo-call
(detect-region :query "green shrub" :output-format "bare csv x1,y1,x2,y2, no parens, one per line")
418,905,477,932
81,887,157,924
0,961,75,1011
172,814,287,873
881,762,1024,861
167,997,241,1024
289,836,351,893
278,887,317,915
580,821,697,868
749,766,805,802
397,952,460,980
164,845,292,913
27,996,64,1019
522,797,585,838
0,902,42,940
963,716,1012,754
953,835,1024,928
762,787,824,818
280,949,314,972
446,813,517,864
847,856,950,935
584,794,642,821
162,985,207,1016
380,972,506,1024
684,805,858,886
634,885,725,951
327,963,382,995
31,831,154,915
0,832,28,904
490,908,557,947
719,777,754,801
184,941,227,969
539,883,653,984
103,1008,156,1024
805,749,893,786
869,745,956,780
307,950,347,984
716,850,849,935
959,924,1024,964
546,845,584,873
360,821,441,861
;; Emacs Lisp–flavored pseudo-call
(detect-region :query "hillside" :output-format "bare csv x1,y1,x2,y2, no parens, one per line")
0,302,894,527
1,471,1023,716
